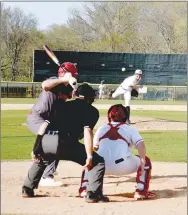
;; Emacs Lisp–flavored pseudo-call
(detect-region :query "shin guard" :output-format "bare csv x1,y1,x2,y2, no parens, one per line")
136,156,152,192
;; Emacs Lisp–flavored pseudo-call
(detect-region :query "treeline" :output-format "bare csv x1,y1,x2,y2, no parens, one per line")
1,2,186,81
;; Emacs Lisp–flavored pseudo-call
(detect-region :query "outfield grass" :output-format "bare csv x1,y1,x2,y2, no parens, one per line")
2,110,186,162
1,98,186,105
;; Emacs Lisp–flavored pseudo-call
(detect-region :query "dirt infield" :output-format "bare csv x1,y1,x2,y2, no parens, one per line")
2,103,187,215
95,116,186,131
1,161,186,215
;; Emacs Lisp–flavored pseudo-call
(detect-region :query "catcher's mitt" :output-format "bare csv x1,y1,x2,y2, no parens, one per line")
131,89,138,97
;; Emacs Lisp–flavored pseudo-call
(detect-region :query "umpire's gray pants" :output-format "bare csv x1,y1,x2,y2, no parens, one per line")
23,134,105,193
26,114,59,179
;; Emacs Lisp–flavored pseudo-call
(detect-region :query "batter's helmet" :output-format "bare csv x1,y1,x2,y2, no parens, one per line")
75,83,96,103
108,104,128,122
58,62,78,78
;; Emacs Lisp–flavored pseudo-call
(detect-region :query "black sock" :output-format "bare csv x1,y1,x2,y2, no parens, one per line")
126,106,130,120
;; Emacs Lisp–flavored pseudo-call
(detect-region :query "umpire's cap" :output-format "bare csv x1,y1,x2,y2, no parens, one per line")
75,83,96,99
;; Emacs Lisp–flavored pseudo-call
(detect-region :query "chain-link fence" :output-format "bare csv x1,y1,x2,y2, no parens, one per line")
1,81,187,101
90,84,187,101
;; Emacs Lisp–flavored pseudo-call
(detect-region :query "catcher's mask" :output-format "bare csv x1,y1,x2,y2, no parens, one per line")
108,104,128,122
75,83,96,104
58,62,78,78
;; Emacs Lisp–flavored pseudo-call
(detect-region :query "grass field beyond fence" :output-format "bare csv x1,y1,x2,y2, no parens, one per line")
2,110,186,162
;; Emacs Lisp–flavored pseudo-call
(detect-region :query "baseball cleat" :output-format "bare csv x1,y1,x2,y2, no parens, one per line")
79,187,87,198
22,186,34,198
39,177,63,187
126,119,131,125
85,191,109,203
134,189,156,200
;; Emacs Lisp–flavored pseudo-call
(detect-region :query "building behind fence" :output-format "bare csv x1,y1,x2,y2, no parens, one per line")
1,82,187,101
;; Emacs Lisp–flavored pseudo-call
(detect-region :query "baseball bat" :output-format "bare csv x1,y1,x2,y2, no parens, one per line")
42,45,60,67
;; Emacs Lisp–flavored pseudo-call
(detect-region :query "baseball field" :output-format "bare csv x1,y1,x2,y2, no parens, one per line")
1,99,187,215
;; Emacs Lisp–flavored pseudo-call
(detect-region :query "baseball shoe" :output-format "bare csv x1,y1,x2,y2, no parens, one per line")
126,119,131,125
85,191,109,203
39,177,63,187
79,187,87,198
22,186,34,198
134,189,156,200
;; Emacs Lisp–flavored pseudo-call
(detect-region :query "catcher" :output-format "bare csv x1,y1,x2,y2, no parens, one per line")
79,104,156,200
111,69,143,124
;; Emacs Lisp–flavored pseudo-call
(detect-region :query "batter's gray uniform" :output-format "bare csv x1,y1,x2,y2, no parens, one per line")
27,77,73,178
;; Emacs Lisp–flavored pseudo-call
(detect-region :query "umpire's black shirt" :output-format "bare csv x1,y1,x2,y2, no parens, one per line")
53,99,99,141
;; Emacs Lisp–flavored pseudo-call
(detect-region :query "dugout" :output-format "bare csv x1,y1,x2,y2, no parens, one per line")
33,50,187,86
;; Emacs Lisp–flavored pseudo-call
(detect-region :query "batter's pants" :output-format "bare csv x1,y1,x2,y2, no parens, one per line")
26,114,59,179
23,135,105,193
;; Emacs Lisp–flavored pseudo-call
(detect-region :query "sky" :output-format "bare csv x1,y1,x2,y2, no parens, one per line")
4,2,85,30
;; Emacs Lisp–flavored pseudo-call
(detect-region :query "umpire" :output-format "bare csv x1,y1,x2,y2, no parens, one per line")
22,83,109,203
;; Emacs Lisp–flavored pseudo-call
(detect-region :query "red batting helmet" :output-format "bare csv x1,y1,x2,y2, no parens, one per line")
108,104,128,122
58,62,78,78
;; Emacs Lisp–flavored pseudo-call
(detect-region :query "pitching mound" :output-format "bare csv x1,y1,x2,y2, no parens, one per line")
95,116,186,131
2,161,186,215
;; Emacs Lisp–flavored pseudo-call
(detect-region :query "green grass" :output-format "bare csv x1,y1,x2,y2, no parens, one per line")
80,131,186,162
131,131,186,162
2,110,35,160
100,110,187,122
1,98,186,105
2,110,186,162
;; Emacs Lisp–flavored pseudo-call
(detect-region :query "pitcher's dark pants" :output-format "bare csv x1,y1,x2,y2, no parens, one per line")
23,135,105,193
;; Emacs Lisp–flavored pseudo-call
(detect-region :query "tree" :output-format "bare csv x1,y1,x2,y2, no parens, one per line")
1,5,37,81
67,2,140,52
140,2,186,53
43,24,83,51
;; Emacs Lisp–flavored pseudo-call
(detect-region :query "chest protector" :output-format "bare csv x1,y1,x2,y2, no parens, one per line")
99,123,130,146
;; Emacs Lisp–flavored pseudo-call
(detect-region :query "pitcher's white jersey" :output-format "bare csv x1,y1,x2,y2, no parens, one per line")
121,75,141,92
112,75,141,106
93,122,143,174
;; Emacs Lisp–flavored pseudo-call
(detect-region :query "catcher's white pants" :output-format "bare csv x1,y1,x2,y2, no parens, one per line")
112,86,131,106
105,156,141,175
81,155,141,188
105,155,141,175
82,155,141,176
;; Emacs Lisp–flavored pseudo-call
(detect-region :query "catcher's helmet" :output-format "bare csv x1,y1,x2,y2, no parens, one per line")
108,104,128,122
58,62,78,78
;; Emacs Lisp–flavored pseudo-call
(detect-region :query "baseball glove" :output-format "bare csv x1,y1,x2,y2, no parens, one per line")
109,90,115,97
131,89,138,97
